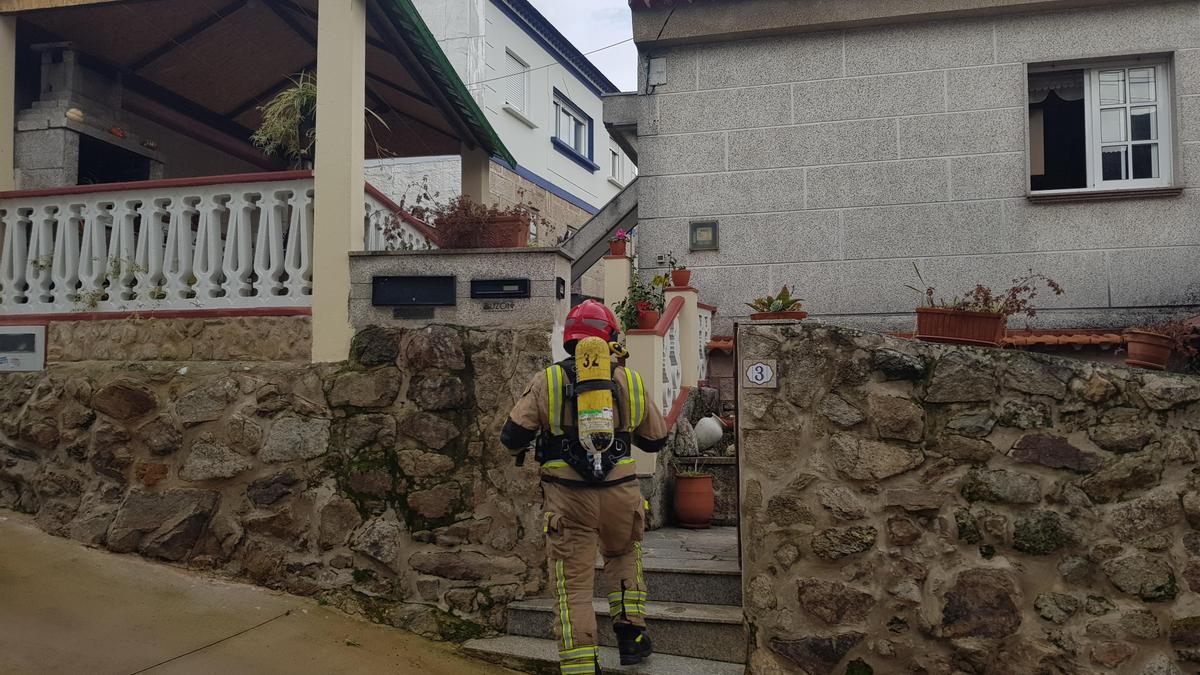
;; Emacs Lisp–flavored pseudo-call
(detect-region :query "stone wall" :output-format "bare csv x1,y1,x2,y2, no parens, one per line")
0,325,552,640
44,315,311,362
739,322,1200,674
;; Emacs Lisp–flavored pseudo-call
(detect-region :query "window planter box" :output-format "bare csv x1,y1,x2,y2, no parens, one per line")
1124,329,1173,370
915,307,1006,348
749,311,808,321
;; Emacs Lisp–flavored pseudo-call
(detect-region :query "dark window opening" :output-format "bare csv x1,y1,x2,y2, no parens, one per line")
77,134,151,186
1029,70,1086,191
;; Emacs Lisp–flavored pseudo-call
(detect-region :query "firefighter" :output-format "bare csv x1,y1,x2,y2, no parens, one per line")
501,300,669,674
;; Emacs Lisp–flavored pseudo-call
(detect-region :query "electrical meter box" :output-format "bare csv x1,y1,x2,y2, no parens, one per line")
0,326,46,372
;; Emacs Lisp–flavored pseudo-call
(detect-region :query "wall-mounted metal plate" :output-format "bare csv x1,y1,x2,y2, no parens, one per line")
0,325,46,372
470,278,530,299
373,276,456,306
690,220,719,251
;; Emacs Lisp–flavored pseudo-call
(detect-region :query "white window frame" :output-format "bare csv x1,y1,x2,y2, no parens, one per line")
1028,56,1175,195
554,99,587,156
610,148,622,181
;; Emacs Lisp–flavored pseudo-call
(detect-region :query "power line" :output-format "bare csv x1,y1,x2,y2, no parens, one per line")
461,37,633,88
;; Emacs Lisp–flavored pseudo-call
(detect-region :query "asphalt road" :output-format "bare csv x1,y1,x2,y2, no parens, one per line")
0,511,511,675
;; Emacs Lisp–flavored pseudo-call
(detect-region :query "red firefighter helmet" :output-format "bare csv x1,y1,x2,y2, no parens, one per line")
564,299,620,344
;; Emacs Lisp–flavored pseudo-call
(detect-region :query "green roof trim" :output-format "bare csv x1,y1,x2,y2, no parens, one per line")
377,0,516,166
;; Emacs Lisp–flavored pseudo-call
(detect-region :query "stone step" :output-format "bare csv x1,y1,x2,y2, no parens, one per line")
506,598,746,664
592,559,742,606
464,635,746,674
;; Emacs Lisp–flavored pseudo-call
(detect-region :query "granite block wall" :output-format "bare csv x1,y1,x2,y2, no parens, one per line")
634,1,1200,333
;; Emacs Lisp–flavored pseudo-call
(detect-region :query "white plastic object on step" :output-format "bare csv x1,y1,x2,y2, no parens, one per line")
694,415,724,451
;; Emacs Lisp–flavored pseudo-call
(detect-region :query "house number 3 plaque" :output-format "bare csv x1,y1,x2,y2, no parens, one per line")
743,360,777,388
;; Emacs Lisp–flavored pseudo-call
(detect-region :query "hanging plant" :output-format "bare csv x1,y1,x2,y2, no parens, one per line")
251,71,389,168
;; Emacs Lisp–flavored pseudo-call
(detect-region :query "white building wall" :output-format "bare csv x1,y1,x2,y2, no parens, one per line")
410,0,635,211
634,0,1200,333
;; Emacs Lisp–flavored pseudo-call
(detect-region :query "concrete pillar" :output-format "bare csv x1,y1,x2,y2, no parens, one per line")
624,330,661,476
0,16,16,191
602,254,632,314
460,144,491,204
311,0,366,363
666,286,699,387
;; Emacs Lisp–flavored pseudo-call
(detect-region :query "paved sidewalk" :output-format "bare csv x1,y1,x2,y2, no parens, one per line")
0,511,509,675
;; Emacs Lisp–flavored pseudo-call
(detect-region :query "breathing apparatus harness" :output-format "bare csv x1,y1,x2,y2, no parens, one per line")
521,337,642,488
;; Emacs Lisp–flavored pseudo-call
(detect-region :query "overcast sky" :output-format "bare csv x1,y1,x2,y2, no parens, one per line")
526,0,638,91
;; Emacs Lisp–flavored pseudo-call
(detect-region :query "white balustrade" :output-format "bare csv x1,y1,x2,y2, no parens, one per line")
0,175,315,314
659,309,683,415
697,306,713,382
363,189,436,252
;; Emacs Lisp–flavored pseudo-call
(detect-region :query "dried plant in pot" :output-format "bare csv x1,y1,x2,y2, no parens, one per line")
672,457,713,529
907,266,1064,348
1124,321,1198,371
747,285,807,320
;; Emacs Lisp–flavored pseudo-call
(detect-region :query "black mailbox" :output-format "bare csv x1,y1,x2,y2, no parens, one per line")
372,276,456,306
470,278,530,299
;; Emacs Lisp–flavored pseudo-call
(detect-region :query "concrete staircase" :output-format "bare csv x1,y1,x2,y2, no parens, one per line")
464,527,745,673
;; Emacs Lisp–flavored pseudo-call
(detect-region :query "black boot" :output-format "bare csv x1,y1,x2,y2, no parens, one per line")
614,623,653,666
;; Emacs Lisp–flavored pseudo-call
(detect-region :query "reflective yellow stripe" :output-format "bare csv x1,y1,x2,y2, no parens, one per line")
561,664,595,674
547,366,563,436
633,372,646,427
555,559,572,649
559,646,597,660
634,542,644,586
623,368,636,431
616,458,636,465
544,460,569,469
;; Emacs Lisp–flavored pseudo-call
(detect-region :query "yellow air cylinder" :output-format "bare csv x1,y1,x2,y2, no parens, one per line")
574,336,616,462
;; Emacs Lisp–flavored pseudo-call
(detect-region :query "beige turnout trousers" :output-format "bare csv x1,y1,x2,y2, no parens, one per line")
542,468,647,673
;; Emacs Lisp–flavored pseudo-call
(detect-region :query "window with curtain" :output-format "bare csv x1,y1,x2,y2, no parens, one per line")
1028,59,1174,193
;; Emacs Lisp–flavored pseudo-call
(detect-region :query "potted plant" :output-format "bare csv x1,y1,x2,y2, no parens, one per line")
609,229,631,257
613,273,665,331
907,266,1064,347
672,457,713,529
666,252,691,287
747,285,807,320
1125,321,1199,370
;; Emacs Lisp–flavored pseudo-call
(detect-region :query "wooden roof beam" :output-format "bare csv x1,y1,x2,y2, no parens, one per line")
127,0,246,72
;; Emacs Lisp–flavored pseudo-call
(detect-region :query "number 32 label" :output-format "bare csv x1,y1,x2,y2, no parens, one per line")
743,360,777,388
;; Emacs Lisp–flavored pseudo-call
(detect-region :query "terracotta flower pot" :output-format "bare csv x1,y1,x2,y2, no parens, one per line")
670,269,692,287
609,240,627,257
915,307,1006,347
1125,330,1174,370
749,311,808,321
673,474,714,529
636,310,660,329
